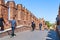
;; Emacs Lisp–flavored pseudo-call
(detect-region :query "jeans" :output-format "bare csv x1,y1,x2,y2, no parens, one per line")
11,27,15,36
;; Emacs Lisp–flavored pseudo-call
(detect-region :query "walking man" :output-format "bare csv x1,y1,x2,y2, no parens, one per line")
31,21,35,31
9,17,17,37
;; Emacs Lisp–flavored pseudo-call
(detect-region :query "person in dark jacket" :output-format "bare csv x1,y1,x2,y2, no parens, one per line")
39,23,42,30
0,15,5,31
31,21,35,31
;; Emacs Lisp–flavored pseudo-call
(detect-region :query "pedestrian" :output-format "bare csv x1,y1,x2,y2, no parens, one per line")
39,23,42,30
56,15,60,25
9,17,17,37
31,21,35,31
0,15,5,31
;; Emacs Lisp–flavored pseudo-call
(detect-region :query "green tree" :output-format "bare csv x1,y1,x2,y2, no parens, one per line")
45,21,52,28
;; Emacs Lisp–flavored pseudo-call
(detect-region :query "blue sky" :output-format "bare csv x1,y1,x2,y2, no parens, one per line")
5,0,60,23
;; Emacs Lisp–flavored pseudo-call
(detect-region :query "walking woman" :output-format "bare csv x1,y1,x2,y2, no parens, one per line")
0,15,5,31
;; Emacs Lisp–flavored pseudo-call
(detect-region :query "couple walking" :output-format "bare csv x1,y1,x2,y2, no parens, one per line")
31,21,42,31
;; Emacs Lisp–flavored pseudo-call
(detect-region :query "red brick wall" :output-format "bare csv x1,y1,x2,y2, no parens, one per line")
0,0,47,30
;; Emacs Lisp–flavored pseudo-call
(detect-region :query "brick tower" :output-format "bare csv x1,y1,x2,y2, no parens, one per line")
0,0,8,29
0,0,8,20
17,4,23,25
7,1,16,20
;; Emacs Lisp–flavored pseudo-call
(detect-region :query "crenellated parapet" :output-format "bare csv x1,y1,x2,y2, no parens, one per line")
0,0,47,30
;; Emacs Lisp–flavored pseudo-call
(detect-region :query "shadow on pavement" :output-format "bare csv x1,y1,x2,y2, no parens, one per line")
46,30,60,40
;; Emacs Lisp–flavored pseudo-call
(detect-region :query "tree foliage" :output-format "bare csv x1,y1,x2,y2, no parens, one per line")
45,21,52,28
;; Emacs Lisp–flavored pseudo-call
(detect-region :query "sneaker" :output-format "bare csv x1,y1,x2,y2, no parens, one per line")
14,34,16,36
10,35,13,38
13,35,16,37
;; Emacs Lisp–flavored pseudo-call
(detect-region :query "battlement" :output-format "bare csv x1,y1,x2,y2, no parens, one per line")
0,0,5,5
0,0,48,35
